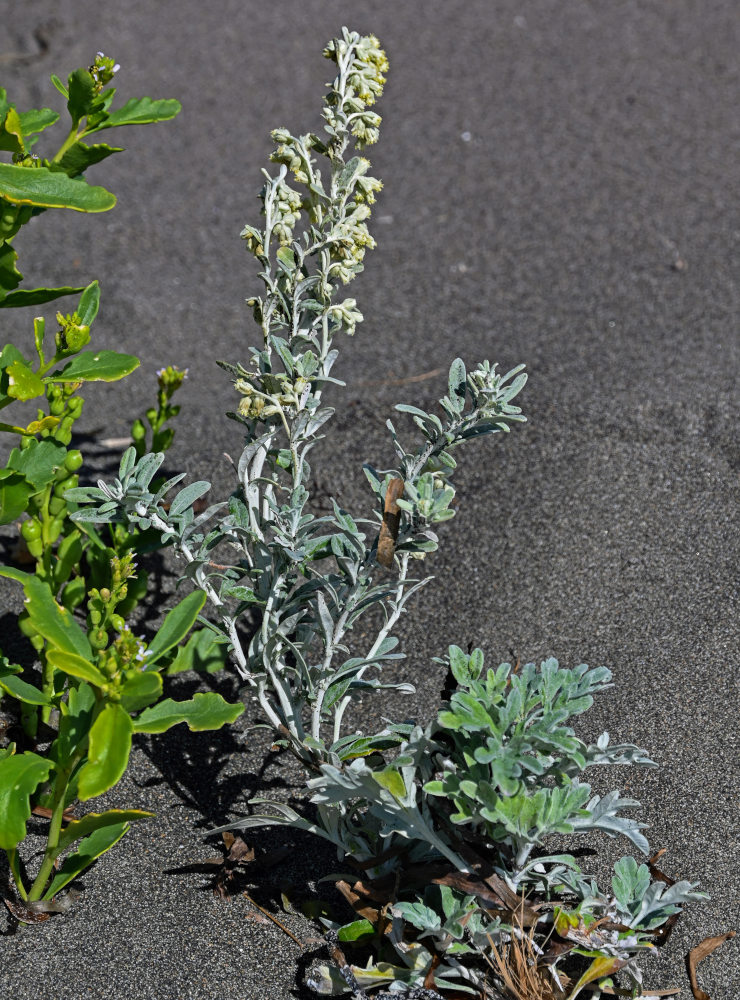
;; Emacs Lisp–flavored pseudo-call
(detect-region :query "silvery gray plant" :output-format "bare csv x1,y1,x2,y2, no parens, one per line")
68,29,705,999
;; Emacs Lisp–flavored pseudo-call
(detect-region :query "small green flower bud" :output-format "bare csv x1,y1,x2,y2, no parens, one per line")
156,365,188,398
90,52,120,89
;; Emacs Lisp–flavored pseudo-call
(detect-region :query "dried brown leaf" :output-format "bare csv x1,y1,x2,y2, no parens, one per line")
434,870,540,927
377,477,404,567
4,898,50,923
4,888,81,923
335,879,380,923
423,953,441,989
686,930,736,1000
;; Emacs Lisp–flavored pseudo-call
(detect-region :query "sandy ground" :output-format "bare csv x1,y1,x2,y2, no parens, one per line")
0,2,737,998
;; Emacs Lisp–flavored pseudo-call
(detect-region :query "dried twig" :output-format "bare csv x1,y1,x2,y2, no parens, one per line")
242,889,304,948
352,367,445,389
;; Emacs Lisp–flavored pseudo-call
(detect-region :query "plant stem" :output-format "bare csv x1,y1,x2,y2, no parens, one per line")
51,125,85,165
26,758,76,902
332,554,411,743
6,848,27,900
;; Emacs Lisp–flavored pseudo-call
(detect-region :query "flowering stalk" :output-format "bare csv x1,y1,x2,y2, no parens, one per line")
69,30,527,773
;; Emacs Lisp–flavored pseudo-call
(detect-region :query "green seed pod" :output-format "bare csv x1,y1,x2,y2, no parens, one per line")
110,613,125,633
30,634,45,653
131,419,146,441
28,538,44,558
21,519,41,542
54,474,78,497
64,449,83,473
47,515,65,544
90,627,108,650
49,495,66,516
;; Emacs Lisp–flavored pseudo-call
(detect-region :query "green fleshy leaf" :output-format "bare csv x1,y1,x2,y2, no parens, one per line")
58,141,123,177
0,285,85,309
50,75,69,99
0,240,22,294
0,106,24,154
66,68,96,125
119,670,162,713
6,438,66,490
47,349,139,382
132,691,244,734
0,663,51,706
17,107,59,138
0,469,32,524
0,751,54,850
4,358,44,400
0,568,93,659
0,163,115,212
337,918,375,943
53,682,96,763
43,820,131,899
96,96,181,130
75,280,100,327
165,627,229,675
0,339,31,398
76,703,133,800
144,590,206,666
45,650,107,687
57,808,153,854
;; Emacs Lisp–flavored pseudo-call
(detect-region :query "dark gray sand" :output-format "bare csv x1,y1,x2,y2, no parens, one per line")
1,2,737,998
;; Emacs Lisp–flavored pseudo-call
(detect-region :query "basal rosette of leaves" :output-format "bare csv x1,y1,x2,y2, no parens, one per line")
65,28,706,997
301,649,706,998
